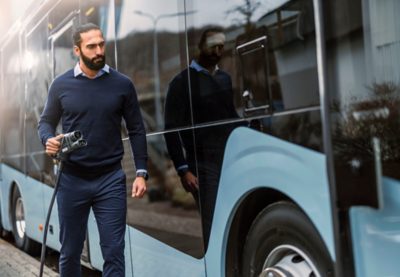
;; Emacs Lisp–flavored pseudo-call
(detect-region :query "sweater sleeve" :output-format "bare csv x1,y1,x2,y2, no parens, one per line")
123,81,148,171
163,74,190,171
38,81,62,145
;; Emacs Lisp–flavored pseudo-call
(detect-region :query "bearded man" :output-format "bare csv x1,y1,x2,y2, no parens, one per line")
38,23,148,277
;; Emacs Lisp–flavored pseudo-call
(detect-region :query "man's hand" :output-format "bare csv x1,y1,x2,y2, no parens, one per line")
45,134,64,157
132,177,147,198
180,171,199,193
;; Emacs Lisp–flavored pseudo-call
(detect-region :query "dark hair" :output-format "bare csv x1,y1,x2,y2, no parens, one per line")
198,26,224,49
72,23,102,47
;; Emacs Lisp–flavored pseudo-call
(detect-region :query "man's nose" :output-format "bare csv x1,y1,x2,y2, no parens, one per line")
95,45,104,54
213,45,224,55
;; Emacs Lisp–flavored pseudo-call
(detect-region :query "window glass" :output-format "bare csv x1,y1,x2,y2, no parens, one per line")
51,19,77,78
25,17,54,184
122,134,204,258
326,0,400,207
116,0,188,133
117,1,204,258
1,36,24,171
48,0,79,32
186,0,319,118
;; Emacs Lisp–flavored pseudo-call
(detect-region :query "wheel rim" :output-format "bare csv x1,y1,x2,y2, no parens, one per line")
260,244,320,277
14,197,26,239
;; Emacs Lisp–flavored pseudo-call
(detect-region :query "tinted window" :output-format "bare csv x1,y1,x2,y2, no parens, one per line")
1,36,24,171
116,0,188,133
326,0,400,207
117,1,204,258
25,17,54,184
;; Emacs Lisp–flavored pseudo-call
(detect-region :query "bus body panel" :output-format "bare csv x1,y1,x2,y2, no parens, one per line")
350,177,400,277
205,127,335,275
87,212,133,276
0,164,45,243
128,228,205,277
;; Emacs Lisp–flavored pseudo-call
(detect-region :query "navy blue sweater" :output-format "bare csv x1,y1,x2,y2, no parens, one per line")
38,68,147,174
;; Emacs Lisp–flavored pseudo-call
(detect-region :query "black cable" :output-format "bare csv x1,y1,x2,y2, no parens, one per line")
39,161,63,277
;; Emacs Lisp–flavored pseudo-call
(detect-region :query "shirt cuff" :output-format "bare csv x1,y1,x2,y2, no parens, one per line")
177,164,189,171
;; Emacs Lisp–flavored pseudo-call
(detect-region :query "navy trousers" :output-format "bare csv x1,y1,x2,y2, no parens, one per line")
57,168,127,277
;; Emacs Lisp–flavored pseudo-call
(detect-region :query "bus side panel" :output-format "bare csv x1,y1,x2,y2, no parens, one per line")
87,211,133,276
350,177,400,277
41,181,61,251
0,164,13,232
204,127,335,276
0,164,46,243
128,228,205,277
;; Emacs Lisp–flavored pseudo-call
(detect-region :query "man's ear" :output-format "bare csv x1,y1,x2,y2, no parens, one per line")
73,45,80,57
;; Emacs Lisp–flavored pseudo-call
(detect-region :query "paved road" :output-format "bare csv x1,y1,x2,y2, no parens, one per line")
0,238,58,277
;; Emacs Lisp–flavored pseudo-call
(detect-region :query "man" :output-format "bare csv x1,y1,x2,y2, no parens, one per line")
164,27,241,248
38,23,148,277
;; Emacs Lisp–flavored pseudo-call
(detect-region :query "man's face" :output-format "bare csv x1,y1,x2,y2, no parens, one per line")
199,32,225,66
74,29,106,71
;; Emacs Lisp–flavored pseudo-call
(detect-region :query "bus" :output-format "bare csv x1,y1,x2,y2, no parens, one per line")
1,0,399,276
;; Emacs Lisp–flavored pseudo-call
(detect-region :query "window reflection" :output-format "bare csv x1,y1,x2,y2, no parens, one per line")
122,136,204,258
1,37,24,171
25,19,54,184
117,1,204,258
116,0,187,133
326,0,400,207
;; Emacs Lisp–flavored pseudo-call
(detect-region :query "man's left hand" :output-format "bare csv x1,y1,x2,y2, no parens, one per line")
132,177,147,198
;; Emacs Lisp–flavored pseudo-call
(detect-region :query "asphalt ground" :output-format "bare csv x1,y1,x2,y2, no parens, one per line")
0,235,101,277
0,237,58,277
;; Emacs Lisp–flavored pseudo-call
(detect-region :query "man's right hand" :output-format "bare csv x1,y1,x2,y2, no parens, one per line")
45,134,64,157
180,171,199,193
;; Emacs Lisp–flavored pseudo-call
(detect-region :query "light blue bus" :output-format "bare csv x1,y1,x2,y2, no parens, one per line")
1,0,399,276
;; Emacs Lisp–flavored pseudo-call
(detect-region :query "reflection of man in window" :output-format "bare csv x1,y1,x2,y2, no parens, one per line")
164,27,240,248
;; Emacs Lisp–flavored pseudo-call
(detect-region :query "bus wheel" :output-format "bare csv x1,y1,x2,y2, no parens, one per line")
11,187,40,255
0,203,5,237
241,201,333,277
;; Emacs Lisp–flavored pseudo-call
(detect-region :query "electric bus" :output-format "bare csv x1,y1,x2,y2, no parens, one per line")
1,0,399,276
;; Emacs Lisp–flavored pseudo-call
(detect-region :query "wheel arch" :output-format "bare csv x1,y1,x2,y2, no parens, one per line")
225,188,290,276
225,187,330,276
8,180,21,225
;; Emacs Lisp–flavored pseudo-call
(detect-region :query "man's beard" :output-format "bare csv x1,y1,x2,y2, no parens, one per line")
198,52,221,69
80,50,106,71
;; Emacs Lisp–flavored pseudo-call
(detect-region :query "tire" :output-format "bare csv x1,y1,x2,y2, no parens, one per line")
11,187,41,255
0,201,4,237
241,201,334,277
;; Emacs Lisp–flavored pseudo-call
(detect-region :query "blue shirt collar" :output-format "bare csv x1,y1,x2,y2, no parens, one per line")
74,63,110,79
190,60,219,74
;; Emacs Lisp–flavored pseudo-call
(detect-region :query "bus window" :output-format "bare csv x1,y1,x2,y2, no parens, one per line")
1,36,24,172
50,18,77,79
115,0,188,133
116,0,204,258
47,0,79,32
325,0,400,208
25,17,54,184
122,134,204,258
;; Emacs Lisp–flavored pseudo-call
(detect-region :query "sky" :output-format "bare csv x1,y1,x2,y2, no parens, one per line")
117,0,289,37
